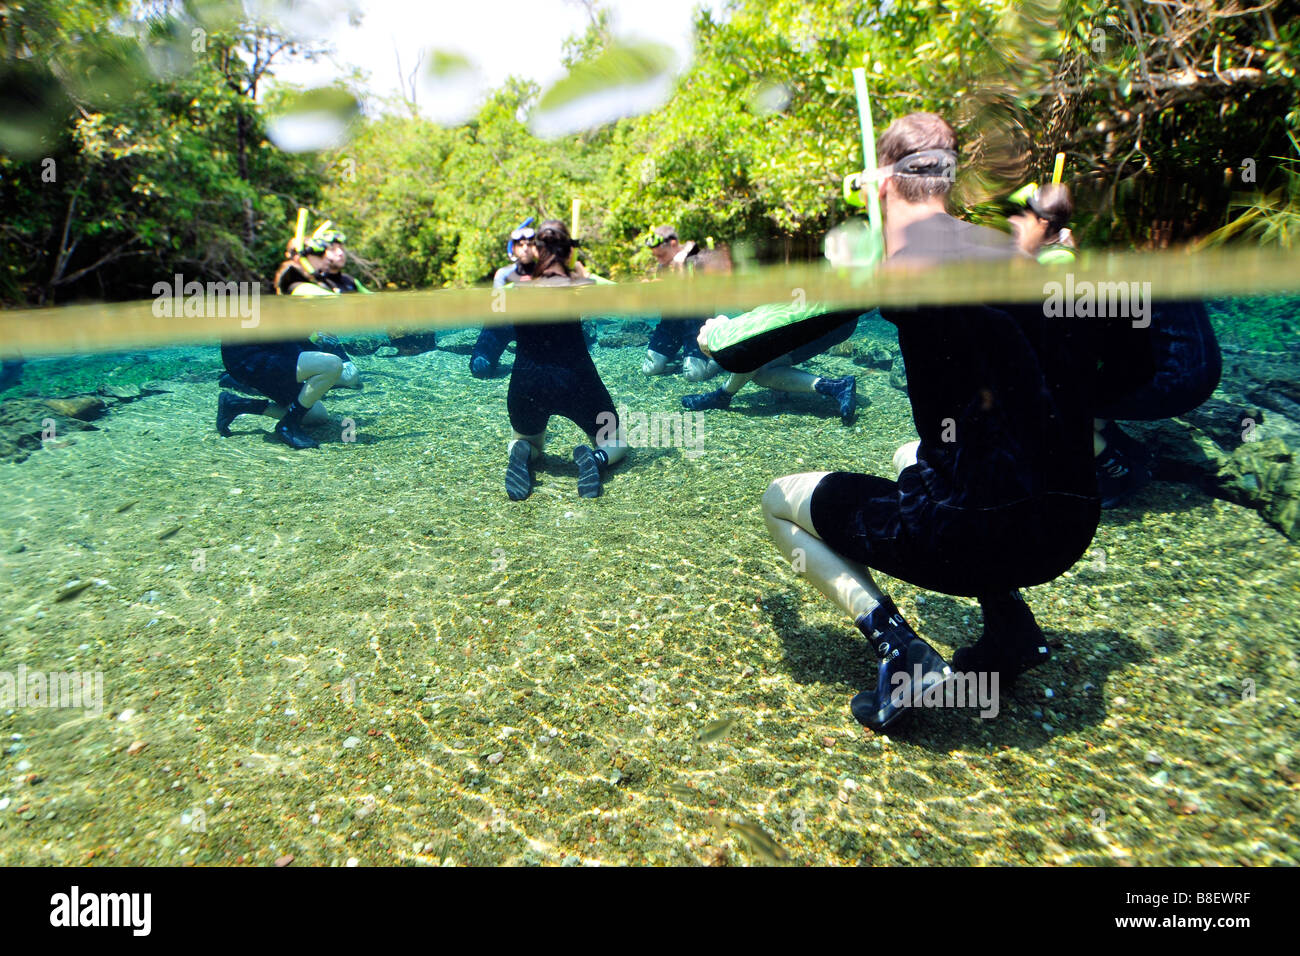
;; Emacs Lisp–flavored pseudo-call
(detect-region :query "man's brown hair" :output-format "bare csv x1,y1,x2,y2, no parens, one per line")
876,112,957,203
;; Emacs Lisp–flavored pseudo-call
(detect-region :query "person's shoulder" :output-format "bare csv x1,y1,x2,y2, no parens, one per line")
893,213,1020,263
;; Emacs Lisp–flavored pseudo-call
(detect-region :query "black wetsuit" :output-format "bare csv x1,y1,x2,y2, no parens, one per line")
507,276,617,438
220,265,354,404
1097,301,1221,422
808,213,1105,597
647,242,708,362
221,339,317,407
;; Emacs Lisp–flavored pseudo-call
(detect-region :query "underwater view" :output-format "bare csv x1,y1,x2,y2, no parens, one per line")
1,296,1297,868
1,0,1299,887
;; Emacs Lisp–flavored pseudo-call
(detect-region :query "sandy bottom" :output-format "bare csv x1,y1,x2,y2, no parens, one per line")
0,328,1297,866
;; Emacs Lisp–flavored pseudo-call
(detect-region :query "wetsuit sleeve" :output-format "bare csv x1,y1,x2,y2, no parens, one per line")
702,301,862,373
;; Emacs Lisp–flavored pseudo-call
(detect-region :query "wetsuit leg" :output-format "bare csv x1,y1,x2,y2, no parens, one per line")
472,324,515,377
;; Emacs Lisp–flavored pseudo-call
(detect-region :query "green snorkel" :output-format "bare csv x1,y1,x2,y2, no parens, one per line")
853,65,884,256
834,66,885,268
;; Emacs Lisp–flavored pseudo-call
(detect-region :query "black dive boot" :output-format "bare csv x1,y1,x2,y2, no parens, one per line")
1096,443,1149,509
815,375,857,424
850,597,952,731
573,445,606,498
273,399,319,450
217,391,269,437
505,441,534,501
952,590,1050,683
682,387,733,412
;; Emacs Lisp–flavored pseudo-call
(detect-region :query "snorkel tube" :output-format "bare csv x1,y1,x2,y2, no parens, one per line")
293,207,314,275
853,65,884,259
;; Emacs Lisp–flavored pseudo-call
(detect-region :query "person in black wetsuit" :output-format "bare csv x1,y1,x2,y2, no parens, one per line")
471,219,538,378
1091,302,1221,507
216,229,360,449
504,219,627,499
641,226,723,383
744,113,1120,732
681,249,859,424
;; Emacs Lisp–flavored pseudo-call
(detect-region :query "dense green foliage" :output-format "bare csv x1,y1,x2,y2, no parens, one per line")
1,0,1297,303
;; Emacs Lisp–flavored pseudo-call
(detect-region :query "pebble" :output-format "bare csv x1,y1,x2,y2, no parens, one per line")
1043,688,1054,698
15,760,30,772
117,709,135,722
1145,751,1163,764
0,798,9,811
126,741,148,756
487,751,504,765
346,857,359,867
1152,770,1170,786
342,736,361,749
275,854,294,867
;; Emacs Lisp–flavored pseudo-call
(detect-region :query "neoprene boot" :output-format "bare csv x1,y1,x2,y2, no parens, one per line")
815,375,857,424
1096,444,1149,508
682,387,733,411
850,597,952,731
506,441,534,501
217,391,269,437
273,399,319,450
574,445,604,498
470,355,494,379
952,590,1050,684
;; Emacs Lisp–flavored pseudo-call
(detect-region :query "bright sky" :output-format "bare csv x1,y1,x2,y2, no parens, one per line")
270,0,725,127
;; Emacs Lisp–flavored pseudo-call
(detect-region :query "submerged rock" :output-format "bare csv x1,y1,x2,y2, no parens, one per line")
1209,438,1300,542
42,396,106,420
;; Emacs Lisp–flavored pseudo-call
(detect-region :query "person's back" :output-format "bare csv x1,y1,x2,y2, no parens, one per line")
881,212,1098,509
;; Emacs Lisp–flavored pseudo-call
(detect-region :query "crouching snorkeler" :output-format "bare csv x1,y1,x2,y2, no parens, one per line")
504,220,627,499
1005,182,1222,507
216,214,361,449
641,226,724,383
706,114,1108,732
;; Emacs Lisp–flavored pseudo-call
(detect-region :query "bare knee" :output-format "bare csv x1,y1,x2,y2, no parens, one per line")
762,477,793,521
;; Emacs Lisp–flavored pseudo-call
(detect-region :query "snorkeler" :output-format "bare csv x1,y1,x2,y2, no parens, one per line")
504,220,626,499
216,214,356,449
680,249,858,425
1007,181,1077,265
720,113,1111,732
1007,182,1222,507
641,226,723,383
471,219,537,379
1091,301,1222,507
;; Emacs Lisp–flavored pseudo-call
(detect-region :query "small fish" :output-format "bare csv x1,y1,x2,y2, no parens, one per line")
55,580,93,602
429,704,459,721
114,500,138,514
696,716,737,744
724,817,790,864
663,782,696,799
157,525,182,541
